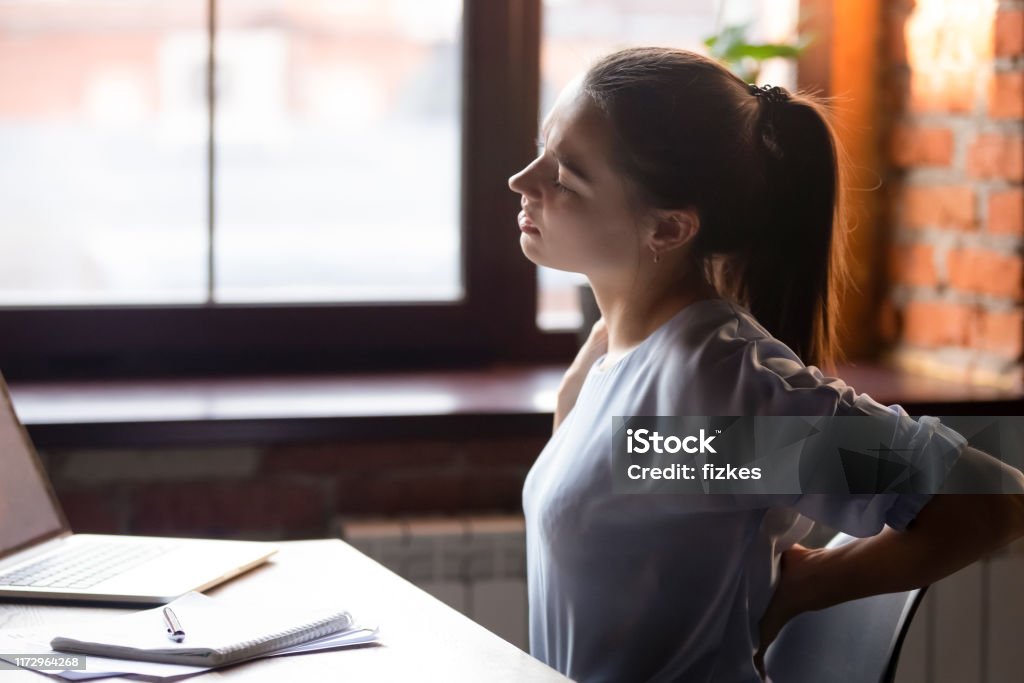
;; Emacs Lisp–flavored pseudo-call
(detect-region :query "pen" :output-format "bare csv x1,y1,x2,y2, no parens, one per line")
163,607,185,643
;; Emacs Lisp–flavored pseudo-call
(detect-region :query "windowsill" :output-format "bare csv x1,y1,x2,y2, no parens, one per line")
9,365,566,449
8,362,1022,450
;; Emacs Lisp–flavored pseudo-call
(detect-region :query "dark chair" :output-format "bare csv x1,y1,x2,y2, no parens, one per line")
763,532,928,683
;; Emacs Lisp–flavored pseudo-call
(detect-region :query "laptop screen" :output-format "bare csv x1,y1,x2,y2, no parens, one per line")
0,374,66,560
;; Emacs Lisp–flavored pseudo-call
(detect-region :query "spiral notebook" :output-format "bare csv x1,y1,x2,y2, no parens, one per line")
49,591,359,667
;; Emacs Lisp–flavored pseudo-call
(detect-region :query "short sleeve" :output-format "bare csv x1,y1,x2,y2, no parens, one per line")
745,342,970,536
648,329,970,530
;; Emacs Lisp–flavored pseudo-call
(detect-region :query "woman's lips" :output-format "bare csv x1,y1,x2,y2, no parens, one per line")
518,210,540,234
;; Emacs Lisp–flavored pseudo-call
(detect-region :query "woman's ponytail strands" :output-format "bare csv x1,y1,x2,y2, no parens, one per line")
743,82,847,372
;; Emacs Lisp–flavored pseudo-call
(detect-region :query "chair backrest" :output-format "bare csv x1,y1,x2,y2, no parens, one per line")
763,532,928,683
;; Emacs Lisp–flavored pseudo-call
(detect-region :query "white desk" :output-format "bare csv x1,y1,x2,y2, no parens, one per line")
0,539,571,682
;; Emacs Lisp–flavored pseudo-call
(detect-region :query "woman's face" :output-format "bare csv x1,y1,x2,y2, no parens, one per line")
508,78,646,279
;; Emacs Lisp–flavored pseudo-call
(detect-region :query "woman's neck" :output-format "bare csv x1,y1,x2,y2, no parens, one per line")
590,272,721,363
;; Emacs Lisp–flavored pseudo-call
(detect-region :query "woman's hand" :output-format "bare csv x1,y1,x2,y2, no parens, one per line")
570,318,609,375
553,318,609,432
754,543,819,680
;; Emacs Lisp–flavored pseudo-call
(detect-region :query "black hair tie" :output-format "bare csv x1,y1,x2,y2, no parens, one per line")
749,84,788,104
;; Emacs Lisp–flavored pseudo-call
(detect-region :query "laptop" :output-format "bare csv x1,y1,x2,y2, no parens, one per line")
0,371,277,603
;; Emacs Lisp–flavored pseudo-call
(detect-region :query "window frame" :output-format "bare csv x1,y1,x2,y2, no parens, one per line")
0,0,577,380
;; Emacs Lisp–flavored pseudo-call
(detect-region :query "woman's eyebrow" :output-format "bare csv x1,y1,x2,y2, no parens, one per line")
551,148,592,184
537,128,592,184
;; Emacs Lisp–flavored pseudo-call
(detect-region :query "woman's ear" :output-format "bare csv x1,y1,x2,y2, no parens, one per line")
647,208,700,255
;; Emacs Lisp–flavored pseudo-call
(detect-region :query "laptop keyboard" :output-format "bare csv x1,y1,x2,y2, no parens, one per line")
0,541,173,590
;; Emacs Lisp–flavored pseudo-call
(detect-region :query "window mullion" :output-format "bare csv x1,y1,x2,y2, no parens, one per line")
463,0,543,346
206,0,217,305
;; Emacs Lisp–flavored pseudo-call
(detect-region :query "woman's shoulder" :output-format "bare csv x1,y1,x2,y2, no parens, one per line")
653,298,857,415
653,297,768,366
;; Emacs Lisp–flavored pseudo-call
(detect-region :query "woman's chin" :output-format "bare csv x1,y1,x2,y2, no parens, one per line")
520,234,545,264
519,247,581,275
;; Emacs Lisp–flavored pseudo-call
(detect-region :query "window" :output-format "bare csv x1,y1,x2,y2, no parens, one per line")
0,0,574,378
0,1,464,307
213,2,463,304
0,0,801,379
0,2,208,305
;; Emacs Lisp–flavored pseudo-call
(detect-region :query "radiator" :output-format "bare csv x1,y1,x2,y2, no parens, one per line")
338,514,529,651
894,541,1024,683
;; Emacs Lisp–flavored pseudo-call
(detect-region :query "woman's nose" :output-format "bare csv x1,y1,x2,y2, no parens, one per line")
508,164,541,201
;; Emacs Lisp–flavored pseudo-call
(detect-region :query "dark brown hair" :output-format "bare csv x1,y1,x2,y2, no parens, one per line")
582,47,852,373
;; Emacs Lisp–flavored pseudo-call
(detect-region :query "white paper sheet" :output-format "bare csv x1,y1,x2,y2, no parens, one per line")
0,622,381,680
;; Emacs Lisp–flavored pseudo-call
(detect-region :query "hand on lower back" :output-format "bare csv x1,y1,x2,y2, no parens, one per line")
754,543,819,679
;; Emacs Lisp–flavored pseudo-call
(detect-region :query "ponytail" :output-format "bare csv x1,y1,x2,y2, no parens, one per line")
736,90,852,373
582,47,853,374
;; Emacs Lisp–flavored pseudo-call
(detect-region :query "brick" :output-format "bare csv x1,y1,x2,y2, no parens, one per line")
333,472,463,516
265,436,547,476
465,468,531,510
902,300,974,347
892,123,954,165
56,449,259,484
989,71,1024,119
333,468,527,517
888,243,938,287
461,437,548,466
909,70,976,114
900,185,976,230
995,10,1024,58
969,308,1024,358
57,489,123,534
890,125,954,167
129,481,328,536
947,248,1024,299
989,189,1024,236
967,134,1024,181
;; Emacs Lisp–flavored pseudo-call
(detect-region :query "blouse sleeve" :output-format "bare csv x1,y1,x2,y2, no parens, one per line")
742,340,970,536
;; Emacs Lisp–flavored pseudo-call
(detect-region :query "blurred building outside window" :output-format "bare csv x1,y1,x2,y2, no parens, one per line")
0,0,800,363
0,0,462,306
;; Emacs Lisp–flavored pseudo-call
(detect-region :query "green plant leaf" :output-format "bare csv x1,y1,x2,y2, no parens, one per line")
732,43,804,61
702,21,811,72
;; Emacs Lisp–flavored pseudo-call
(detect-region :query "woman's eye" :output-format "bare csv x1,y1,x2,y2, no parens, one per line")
552,177,574,195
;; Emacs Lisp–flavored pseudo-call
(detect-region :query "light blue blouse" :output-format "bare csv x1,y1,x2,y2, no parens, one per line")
522,297,968,683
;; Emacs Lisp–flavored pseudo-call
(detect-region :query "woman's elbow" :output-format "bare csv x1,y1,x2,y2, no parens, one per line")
939,445,1024,495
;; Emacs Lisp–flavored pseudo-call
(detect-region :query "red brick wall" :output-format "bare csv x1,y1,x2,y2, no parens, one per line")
40,435,547,540
882,0,1024,389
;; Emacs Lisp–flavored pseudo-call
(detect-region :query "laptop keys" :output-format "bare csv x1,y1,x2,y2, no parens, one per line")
0,542,172,590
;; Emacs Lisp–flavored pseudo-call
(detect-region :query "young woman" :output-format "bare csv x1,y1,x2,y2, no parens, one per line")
508,47,1024,683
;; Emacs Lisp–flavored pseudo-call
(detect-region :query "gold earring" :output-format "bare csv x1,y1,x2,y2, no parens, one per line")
651,248,660,264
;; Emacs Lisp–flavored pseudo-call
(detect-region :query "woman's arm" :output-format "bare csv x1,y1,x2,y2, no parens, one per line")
553,319,608,433
755,446,1024,678
792,493,1024,613
790,447,1024,612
